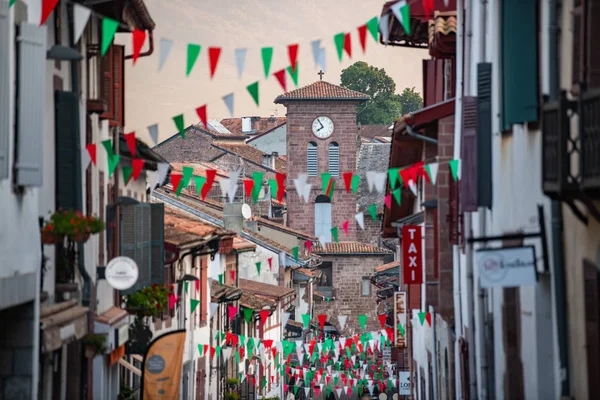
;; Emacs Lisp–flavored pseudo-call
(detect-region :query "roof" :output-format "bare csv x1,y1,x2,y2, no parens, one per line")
246,122,287,143
238,279,296,299
312,242,393,255
356,142,391,214
358,125,392,140
211,280,242,302
123,0,155,30
220,117,286,135
119,134,169,171
429,11,457,58
294,267,322,278
211,142,286,172
233,236,256,251
169,162,229,179
239,291,275,311
164,210,232,247
155,124,247,150
94,306,128,326
393,98,456,134
253,217,317,240
374,260,401,273
274,81,370,103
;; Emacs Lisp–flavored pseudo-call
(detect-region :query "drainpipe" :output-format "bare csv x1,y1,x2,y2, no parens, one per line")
548,0,570,395
430,306,438,400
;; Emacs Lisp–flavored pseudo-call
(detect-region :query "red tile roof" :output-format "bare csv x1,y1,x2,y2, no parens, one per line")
212,142,286,172
246,122,287,143
311,241,393,255
253,216,317,240
358,125,392,139
239,279,296,299
374,260,400,273
220,117,286,135
233,236,256,252
164,210,232,247
274,81,370,103
169,162,229,179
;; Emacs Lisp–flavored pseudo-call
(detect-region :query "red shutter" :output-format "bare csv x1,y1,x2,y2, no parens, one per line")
586,0,600,87
583,259,600,397
461,96,478,212
423,60,437,107
111,45,125,127
99,46,114,121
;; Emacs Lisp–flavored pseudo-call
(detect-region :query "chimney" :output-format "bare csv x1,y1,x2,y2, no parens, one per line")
223,202,244,234
241,117,252,134
271,152,278,170
250,116,261,132
266,116,278,130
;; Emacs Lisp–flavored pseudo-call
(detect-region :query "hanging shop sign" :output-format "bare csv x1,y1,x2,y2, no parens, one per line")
105,256,139,291
394,291,407,348
402,225,423,285
477,246,537,288
398,371,411,395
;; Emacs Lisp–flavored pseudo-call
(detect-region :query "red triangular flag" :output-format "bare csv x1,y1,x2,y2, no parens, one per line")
196,105,207,128
378,314,387,329
358,24,368,53
210,346,216,359
343,32,352,58
170,173,183,192
268,257,273,270
132,30,146,65
384,194,392,209
317,314,327,329
124,132,137,157
243,179,254,198
343,172,353,193
426,312,432,326
40,0,59,26
276,172,286,202
208,47,222,79
274,69,287,92
305,240,312,253
131,158,145,180
288,44,299,72
342,220,349,235
201,170,217,200
259,310,270,325
422,0,434,19
263,339,274,349
86,144,97,166
230,269,236,283
195,279,200,293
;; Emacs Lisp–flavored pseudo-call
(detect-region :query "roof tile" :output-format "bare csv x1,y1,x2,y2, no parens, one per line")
220,117,286,136
274,81,370,103
212,142,286,173
239,279,295,299
312,241,393,255
374,260,400,273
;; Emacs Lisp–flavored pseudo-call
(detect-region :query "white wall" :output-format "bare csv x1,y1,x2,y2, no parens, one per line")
238,245,279,285
247,124,287,156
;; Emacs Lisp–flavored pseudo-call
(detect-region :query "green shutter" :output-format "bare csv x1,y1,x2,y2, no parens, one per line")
501,0,539,130
120,203,151,294
150,203,165,285
55,91,82,210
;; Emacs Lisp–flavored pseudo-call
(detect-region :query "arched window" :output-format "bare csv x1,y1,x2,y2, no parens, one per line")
328,142,339,176
314,195,332,241
307,142,318,176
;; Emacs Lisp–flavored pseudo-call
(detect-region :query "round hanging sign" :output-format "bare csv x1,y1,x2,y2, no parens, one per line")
105,256,139,290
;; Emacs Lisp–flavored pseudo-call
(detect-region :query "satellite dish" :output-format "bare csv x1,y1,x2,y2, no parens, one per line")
241,203,252,220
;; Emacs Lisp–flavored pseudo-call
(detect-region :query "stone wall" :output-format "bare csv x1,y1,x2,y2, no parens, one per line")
153,127,227,163
357,217,382,247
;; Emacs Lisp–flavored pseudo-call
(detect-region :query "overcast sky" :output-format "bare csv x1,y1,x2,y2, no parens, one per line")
119,0,426,141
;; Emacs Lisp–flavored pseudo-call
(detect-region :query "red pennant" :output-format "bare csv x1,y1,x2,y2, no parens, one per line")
263,339,273,348
422,0,434,19
132,30,146,65
358,24,368,53
131,158,145,180
209,346,216,359
426,312,432,326
276,172,286,202
342,172,353,193
259,310,270,325
268,257,273,270
399,168,412,187
288,44,299,72
243,179,254,197
284,384,289,392
86,144,97,166
170,173,183,192
208,47,222,79
314,387,321,397
230,269,236,282
385,327,395,342
317,314,327,329
342,220,349,235
124,132,137,157
274,69,287,92
196,105,207,128
384,194,392,209
305,240,312,253
343,32,352,58
201,169,217,200
227,305,238,321
40,0,59,26
378,314,387,329
203,344,209,356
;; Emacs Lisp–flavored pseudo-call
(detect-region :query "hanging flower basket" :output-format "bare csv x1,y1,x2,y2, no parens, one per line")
40,209,104,244
40,228,63,245
124,284,174,318
72,232,91,243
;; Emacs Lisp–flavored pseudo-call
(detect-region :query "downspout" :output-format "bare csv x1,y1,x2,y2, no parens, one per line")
549,0,570,396
430,306,439,400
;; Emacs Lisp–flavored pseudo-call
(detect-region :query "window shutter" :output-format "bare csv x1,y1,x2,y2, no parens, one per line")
448,176,460,245
55,91,82,210
120,203,152,294
573,0,584,89
100,45,114,121
307,142,318,176
110,45,125,127
0,1,9,180
314,203,332,241
150,203,165,285
583,259,600,398
586,0,600,88
501,0,539,130
461,96,478,212
328,143,339,176
477,63,493,208
15,22,46,186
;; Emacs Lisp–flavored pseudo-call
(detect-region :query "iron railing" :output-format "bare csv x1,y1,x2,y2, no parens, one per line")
580,88,600,195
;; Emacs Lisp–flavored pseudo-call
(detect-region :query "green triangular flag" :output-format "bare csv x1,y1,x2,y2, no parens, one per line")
418,312,427,326
9,0,16,7
398,323,405,337
367,204,377,221
334,32,345,61
449,159,461,181
321,172,332,194
326,385,332,398
293,386,300,395
392,188,402,205
218,274,223,285
186,44,202,76
235,350,240,364
366,16,379,41
122,166,133,185
247,81,259,106
190,299,200,313
301,313,310,329
256,262,261,276
101,139,115,158
262,376,267,388
331,227,338,243
358,315,367,330
251,171,263,203
101,139,119,178
388,168,400,189
292,246,299,261
287,63,299,87
424,162,439,185
351,174,360,194
194,176,206,197
197,344,204,356
181,166,194,189
101,18,119,56
268,179,278,198
173,114,185,138
399,2,411,35
261,47,273,77
215,345,221,358
243,308,253,323
184,281,189,294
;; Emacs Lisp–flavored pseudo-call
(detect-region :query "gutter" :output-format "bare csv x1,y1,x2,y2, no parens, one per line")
406,125,438,144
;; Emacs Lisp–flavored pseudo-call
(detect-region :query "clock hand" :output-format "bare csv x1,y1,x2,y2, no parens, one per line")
318,119,324,129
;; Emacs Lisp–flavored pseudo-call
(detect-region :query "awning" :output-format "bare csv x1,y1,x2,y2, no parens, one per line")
94,307,131,353
119,357,141,377
393,98,456,135
40,300,89,354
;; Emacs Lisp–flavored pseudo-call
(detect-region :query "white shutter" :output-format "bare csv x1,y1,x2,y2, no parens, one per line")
0,1,10,180
328,143,339,176
307,142,318,176
15,22,46,186
314,203,332,241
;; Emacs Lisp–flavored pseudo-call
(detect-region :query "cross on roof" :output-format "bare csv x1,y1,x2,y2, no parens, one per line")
318,70,325,80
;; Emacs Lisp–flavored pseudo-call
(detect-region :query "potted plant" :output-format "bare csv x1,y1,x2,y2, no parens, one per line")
224,377,240,400
119,382,134,400
124,284,173,317
83,333,106,358
40,209,105,244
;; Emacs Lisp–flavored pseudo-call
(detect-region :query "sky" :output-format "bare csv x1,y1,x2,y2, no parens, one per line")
119,0,427,142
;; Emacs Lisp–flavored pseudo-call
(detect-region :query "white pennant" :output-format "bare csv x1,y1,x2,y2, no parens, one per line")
279,251,286,267
281,311,290,328
156,162,170,189
366,171,387,193
209,302,219,319
379,13,391,45
222,347,232,361
158,38,173,71
408,179,418,196
355,212,365,230
319,235,328,249
368,384,375,395
311,40,321,67
339,337,346,348
336,388,342,398
390,1,410,34
304,387,310,397
427,162,439,185
235,48,247,79
318,47,327,73
73,4,91,44
81,147,91,170
147,123,159,146
344,386,349,395
227,170,240,203
293,174,312,203
222,93,234,118
219,178,230,198
338,315,348,330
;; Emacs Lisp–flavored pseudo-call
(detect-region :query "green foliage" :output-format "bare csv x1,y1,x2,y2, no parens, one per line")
227,378,240,387
83,333,107,354
41,209,105,239
119,382,134,400
224,392,240,400
340,61,423,125
125,284,173,317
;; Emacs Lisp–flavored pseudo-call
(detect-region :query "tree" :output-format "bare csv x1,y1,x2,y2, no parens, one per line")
340,61,423,125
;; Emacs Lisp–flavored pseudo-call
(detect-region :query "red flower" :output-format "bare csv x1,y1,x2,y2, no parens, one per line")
156,303,161,310
47,225,54,231
69,218,76,225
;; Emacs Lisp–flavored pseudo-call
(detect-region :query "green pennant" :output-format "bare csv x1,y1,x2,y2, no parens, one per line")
392,188,402,205
181,166,194,189
197,344,204,356
9,0,16,7
122,166,133,185
247,81,259,106
101,139,120,178
243,308,253,324
398,2,411,34
326,385,332,398
449,159,460,181
173,114,185,138
321,172,335,198
268,179,278,198
239,335,246,348
334,32,345,61
101,18,119,56
301,313,310,329
331,227,338,243
190,299,199,313
262,376,267,388
388,168,400,189
368,204,378,221
251,171,263,203
194,176,206,197
256,261,261,276
418,311,427,326
398,323,405,337
351,174,360,194
358,315,367,330
186,44,202,76
218,274,223,285
184,281,189,294
101,139,115,159
292,246,299,261
366,16,379,41
293,386,300,395
287,63,299,87
235,350,240,364
261,47,274,77
215,345,222,358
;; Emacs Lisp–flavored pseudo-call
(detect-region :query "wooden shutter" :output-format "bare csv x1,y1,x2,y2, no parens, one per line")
15,22,46,186
150,203,165,284
99,44,125,126
98,172,105,266
459,338,470,400
120,203,152,294
0,1,9,180
573,0,584,90
328,142,339,176
583,259,600,397
477,63,493,208
461,96,478,212
196,358,206,399
200,257,207,322
55,91,82,210
586,0,600,88
100,45,114,121
307,142,318,176
502,287,525,398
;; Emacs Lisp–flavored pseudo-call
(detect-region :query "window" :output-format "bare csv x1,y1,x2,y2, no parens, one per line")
99,45,125,127
314,195,332,241
572,0,600,90
307,142,318,176
361,277,371,296
318,262,333,289
55,91,82,209
328,142,339,176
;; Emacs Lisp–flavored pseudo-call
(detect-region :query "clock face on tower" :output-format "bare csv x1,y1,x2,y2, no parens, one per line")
312,116,334,139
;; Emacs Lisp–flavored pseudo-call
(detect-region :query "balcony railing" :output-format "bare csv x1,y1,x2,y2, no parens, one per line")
580,88,600,195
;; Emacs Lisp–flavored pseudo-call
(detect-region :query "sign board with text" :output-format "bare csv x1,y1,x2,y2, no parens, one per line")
477,246,537,288
394,292,407,348
398,371,410,395
402,225,423,285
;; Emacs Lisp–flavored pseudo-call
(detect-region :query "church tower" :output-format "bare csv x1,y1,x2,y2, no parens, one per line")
274,75,369,242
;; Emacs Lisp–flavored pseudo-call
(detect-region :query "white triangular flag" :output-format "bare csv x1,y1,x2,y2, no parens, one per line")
366,171,376,192
408,179,418,196
209,302,219,319
390,1,410,34
327,365,332,375
367,171,387,193
392,379,397,387
344,386,349,395
155,162,170,189
355,212,365,230
219,178,230,198
318,47,326,73
227,169,240,203
369,340,375,352
351,355,356,365
293,174,312,203
235,48,247,79
426,162,439,185
81,147,91,170
311,40,321,67
147,123,159,145
338,315,348,330
73,4,91,44
319,235,328,249
158,38,173,71
336,388,342,398
222,347,232,361
304,387,310,397
279,251,286,267
282,311,290,328
368,384,374,395
222,93,234,117
379,13,391,45
339,337,346,348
